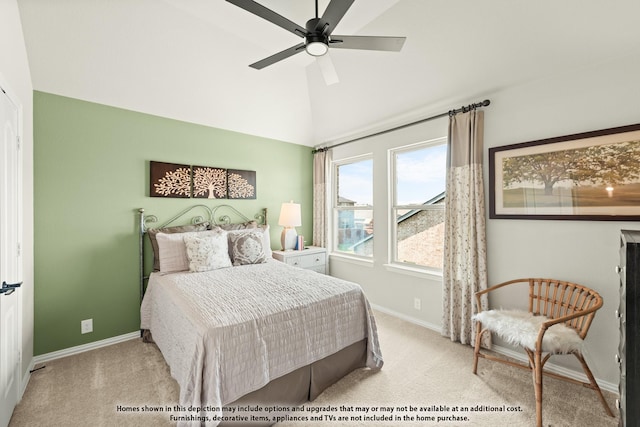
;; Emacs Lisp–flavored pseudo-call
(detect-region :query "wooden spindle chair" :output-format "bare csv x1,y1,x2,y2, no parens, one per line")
472,278,614,427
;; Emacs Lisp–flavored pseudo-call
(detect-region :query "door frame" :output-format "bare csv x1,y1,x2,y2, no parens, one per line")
0,73,24,424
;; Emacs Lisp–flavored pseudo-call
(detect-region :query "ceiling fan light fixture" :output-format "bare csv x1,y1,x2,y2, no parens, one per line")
306,41,329,56
227,0,406,69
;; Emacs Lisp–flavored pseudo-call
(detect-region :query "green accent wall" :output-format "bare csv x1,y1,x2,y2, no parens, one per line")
33,91,313,355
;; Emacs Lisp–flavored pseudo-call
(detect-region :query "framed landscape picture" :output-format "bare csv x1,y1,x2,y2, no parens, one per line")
489,123,640,220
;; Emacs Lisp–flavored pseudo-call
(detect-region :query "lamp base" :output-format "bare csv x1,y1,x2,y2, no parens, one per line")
281,227,298,251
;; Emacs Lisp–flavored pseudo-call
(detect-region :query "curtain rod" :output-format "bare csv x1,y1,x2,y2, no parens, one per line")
312,99,490,154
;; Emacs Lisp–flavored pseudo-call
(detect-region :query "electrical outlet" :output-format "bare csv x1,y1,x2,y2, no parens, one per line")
81,319,93,334
413,298,421,310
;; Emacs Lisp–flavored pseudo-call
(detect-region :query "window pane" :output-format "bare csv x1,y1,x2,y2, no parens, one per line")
396,144,447,205
337,159,373,206
393,141,446,270
395,207,445,269
336,209,373,256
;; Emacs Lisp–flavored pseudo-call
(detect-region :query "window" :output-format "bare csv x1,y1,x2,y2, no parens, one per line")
390,138,447,271
333,156,373,257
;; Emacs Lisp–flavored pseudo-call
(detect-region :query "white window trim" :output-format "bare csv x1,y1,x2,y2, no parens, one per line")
383,262,443,280
388,137,447,270
331,153,374,258
330,252,375,268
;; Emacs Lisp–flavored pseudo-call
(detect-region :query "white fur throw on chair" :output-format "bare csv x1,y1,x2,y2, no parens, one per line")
473,309,584,354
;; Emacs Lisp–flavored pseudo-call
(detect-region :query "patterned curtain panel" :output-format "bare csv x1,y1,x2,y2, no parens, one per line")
442,110,490,347
313,149,331,248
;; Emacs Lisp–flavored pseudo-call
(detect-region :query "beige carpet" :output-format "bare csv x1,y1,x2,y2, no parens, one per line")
10,311,618,427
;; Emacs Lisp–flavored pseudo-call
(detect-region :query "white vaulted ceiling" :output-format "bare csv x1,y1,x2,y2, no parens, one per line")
17,0,640,146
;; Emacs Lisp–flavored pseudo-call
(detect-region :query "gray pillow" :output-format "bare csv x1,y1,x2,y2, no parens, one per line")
216,220,258,231
228,229,267,266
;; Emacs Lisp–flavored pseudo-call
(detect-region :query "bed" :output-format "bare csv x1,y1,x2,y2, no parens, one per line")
138,205,383,426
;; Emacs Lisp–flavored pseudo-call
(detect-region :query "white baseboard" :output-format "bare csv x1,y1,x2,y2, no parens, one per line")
32,331,140,365
371,303,442,333
370,304,618,394
18,331,140,404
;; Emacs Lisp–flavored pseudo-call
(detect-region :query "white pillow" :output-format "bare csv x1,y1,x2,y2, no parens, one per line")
156,229,220,273
184,230,232,272
259,224,273,258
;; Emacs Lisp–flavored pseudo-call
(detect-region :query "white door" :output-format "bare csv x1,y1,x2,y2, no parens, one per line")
0,85,22,427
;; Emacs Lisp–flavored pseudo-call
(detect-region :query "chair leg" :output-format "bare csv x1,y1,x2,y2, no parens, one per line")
574,353,615,417
532,349,543,427
472,323,484,374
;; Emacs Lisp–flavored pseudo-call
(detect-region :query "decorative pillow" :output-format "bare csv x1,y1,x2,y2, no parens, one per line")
216,220,258,231
215,222,272,257
184,230,232,272
156,229,218,273
228,230,267,266
148,223,208,271
258,224,272,258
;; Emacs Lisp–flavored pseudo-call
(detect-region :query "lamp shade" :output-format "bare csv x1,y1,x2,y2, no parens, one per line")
278,202,302,227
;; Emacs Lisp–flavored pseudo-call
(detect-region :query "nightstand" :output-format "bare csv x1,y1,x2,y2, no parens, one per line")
272,246,327,274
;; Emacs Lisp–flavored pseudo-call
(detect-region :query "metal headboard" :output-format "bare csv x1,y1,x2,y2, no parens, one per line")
137,204,268,304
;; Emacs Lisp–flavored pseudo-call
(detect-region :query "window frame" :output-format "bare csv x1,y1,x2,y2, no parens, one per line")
331,154,374,260
388,137,447,274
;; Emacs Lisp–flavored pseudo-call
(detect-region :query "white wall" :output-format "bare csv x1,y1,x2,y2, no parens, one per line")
329,52,640,388
0,0,35,392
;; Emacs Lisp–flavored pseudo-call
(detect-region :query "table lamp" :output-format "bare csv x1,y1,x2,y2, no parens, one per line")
278,201,301,250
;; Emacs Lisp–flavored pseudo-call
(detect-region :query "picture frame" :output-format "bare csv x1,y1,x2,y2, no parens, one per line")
150,161,191,198
192,165,227,199
489,123,640,220
227,169,257,200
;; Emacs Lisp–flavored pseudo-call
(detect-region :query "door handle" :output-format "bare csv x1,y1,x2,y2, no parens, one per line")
0,281,22,296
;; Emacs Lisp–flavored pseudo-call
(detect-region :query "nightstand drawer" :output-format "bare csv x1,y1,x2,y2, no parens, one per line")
300,252,326,269
273,247,327,274
284,252,326,269
284,256,302,267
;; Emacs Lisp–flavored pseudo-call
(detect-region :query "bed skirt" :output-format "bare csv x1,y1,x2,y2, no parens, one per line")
144,331,366,427
221,339,367,426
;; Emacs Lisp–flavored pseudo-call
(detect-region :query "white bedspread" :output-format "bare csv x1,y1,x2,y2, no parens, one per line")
140,259,383,426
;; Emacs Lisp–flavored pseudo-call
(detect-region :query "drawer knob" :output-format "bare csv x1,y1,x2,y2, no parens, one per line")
615,354,621,364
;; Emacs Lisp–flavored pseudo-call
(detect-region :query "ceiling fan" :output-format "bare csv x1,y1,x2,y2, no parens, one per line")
226,0,407,70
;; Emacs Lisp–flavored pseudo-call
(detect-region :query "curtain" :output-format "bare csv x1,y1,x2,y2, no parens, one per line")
313,149,331,248
442,110,490,347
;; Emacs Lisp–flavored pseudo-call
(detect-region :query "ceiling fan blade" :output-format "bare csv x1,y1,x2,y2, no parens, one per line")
318,0,355,34
329,35,406,51
227,0,307,37
316,54,339,86
249,43,306,69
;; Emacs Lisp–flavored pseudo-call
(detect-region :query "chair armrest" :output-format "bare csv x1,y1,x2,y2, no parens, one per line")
541,304,601,329
474,279,529,314
534,302,602,349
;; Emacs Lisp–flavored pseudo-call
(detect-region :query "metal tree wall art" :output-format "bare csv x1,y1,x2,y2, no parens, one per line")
149,161,257,199
193,166,227,199
227,169,256,199
150,161,191,198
